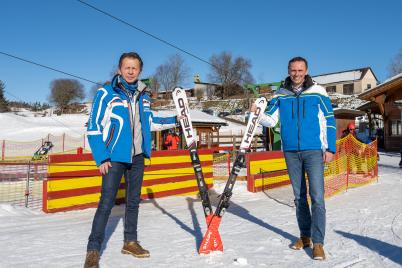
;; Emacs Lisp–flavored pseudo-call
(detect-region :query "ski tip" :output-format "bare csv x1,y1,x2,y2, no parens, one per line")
173,87,183,93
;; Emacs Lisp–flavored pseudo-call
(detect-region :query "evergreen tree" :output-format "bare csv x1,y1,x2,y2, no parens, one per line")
0,80,10,112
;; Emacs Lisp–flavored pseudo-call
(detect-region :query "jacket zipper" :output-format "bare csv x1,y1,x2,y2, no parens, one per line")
105,125,115,148
303,99,305,118
292,101,294,119
297,95,300,151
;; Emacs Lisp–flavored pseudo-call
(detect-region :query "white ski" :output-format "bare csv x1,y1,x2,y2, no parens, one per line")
239,97,269,151
172,87,196,148
172,87,212,216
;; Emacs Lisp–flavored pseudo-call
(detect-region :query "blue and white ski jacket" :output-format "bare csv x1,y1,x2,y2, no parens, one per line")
259,77,336,153
87,76,177,166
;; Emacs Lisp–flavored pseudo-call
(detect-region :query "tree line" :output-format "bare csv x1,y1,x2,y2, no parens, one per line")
1,48,401,114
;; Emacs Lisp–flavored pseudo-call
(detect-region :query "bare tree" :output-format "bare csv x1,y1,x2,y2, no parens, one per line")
0,80,10,112
388,48,402,77
153,54,190,94
208,51,254,98
49,79,85,114
149,75,161,93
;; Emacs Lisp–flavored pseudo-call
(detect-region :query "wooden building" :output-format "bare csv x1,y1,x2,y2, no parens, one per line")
358,73,402,151
152,109,227,150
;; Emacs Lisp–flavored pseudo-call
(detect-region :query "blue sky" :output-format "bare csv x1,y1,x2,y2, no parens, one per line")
1,0,401,103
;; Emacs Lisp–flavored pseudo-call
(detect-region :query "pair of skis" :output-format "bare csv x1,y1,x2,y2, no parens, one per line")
172,87,268,254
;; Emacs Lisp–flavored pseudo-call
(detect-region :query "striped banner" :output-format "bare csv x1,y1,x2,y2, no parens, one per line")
246,151,290,192
43,149,214,213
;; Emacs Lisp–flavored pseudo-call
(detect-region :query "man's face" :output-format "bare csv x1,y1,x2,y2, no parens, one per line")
288,61,308,86
119,57,142,83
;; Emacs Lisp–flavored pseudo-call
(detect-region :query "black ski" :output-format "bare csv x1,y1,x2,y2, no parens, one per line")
172,87,212,216
214,96,268,216
198,96,268,254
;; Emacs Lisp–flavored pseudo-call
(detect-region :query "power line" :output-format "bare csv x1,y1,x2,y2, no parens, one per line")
0,50,96,136
76,1,257,90
76,0,214,68
0,51,101,85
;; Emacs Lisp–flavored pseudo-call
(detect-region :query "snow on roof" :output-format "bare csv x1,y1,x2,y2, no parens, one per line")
381,72,402,84
358,72,402,99
313,70,363,85
154,109,227,125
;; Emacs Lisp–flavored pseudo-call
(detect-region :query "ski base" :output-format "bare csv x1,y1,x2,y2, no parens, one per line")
198,215,223,254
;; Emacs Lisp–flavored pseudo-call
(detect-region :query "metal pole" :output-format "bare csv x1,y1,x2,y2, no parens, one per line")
346,136,350,191
62,133,65,152
227,151,231,179
25,161,31,208
1,140,4,161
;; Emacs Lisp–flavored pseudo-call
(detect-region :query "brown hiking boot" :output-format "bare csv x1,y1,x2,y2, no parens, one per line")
313,243,326,260
83,250,99,268
291,236,312,250
121,241,150,258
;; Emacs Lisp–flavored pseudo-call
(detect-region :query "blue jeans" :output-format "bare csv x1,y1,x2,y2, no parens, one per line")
87,154,144,252
284,150,326,244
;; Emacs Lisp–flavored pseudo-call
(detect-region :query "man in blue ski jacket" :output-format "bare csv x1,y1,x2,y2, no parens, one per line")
251,57,336,260
84,52,177,267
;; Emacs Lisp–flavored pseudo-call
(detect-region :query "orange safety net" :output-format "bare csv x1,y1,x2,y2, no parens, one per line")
1,134,88,161
324,134,378,198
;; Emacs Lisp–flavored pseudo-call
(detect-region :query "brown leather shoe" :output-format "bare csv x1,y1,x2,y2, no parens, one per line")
84,250,99,268
121,241,150,258
291,236,312,250
313,243,326,260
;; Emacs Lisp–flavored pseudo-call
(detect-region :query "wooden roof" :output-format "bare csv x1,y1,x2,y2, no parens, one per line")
333,108,365,119
358,73,402,101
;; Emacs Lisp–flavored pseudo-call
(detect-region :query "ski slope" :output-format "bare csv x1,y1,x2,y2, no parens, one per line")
1,152,401,268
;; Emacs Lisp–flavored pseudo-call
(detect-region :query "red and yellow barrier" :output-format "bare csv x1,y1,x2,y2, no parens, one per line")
246,151,289,192
246,135,378,199
43,150,214,213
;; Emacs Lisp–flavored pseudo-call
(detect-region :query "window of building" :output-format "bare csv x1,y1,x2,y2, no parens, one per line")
326,86,336,93
200,132,207,145
390,120,402,136
367,84,371,89
343,83,354,95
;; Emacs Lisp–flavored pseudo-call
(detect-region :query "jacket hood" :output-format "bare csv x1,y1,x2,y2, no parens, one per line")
282,75,315,92
110,75,150,95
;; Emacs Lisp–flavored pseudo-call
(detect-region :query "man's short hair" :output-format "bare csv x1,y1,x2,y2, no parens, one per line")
118,52,144,70
288,56,308,69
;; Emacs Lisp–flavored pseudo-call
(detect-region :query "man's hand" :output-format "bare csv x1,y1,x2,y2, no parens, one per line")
176,115,186,121
250,103,257,113
99,161,112,175
323,151,334,163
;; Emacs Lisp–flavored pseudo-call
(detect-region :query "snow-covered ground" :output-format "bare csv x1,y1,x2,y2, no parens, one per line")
0,110,247,141
1,152,401,268
0,111,87,141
